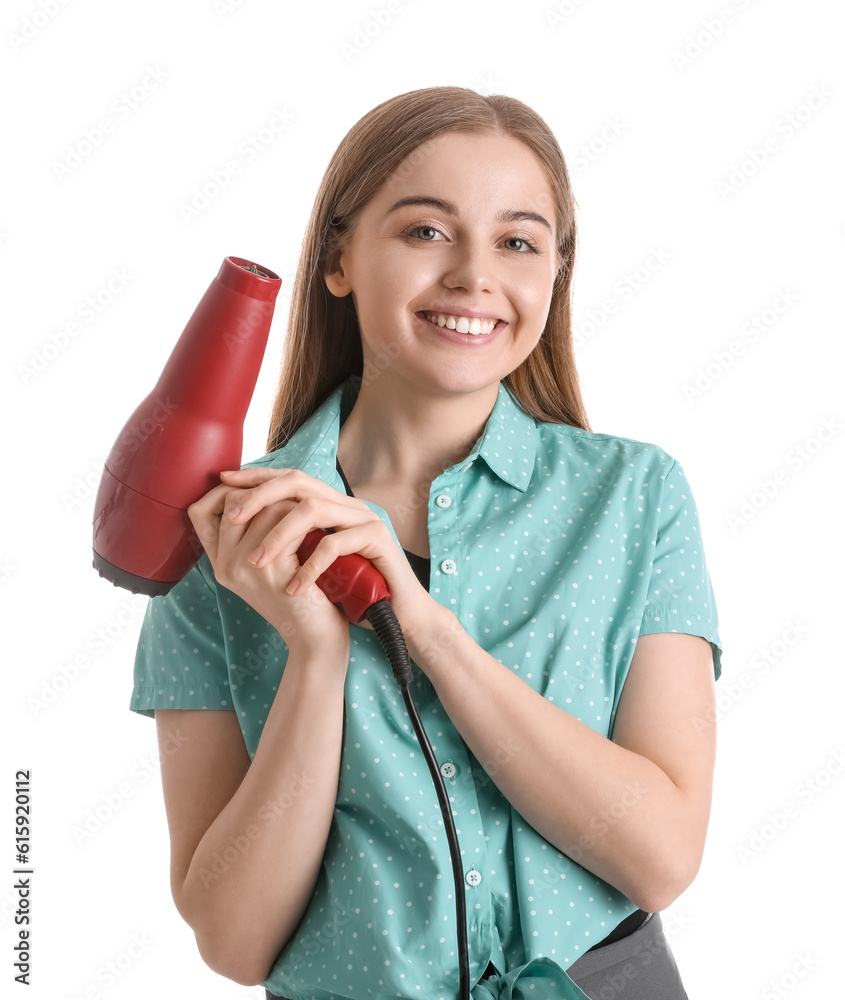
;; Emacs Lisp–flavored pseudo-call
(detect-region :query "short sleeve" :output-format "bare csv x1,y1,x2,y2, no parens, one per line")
129,555,234,718
639,459,723,680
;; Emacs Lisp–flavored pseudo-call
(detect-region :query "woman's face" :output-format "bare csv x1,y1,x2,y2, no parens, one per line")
324,130,560,399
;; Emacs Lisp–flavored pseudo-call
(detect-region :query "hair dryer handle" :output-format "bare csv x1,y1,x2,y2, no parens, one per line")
297,529,391,624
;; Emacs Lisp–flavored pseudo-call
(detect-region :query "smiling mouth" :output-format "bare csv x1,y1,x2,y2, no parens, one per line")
420,311,500,336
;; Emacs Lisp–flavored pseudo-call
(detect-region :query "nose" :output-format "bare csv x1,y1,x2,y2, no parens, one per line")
440,236,495,293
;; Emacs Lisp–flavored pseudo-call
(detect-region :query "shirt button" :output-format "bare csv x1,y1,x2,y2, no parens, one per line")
440,762,456,779
465,869,482,887
435,494,451,509
440,559,457,575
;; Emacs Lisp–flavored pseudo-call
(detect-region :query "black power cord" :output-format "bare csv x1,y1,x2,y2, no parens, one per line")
366,598,470,1000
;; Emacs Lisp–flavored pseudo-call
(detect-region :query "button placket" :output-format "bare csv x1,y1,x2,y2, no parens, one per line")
428,474,460,603
424,714,491,952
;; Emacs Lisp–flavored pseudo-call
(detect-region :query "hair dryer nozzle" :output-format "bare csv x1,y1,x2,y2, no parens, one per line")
241,263,271,278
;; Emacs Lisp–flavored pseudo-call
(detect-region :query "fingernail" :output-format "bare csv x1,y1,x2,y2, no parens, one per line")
248,545,264,565
228,505,242,520
286,576,301,595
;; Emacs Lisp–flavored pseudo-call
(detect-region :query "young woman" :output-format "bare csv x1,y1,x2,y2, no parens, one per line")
131,86,723,1000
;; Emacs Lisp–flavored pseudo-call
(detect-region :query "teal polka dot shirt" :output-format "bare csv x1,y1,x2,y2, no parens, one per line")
131,375,722,1000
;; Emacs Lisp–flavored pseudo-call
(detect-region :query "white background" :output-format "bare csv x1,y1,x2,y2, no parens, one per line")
3,0,843,998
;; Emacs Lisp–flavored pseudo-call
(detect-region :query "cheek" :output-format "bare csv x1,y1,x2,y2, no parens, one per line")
366,261,433,326
516,282,554,331
352,274,408,346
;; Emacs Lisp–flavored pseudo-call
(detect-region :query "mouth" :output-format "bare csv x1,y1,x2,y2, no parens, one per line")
417,310,502,336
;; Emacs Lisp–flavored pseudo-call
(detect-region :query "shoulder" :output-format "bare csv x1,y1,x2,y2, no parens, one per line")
241,441,304,472
532,419,680,480
239,381,350,474
239,419,330,476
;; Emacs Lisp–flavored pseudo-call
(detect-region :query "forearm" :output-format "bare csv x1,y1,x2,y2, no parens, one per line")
178,645,348,985
408,610,695,912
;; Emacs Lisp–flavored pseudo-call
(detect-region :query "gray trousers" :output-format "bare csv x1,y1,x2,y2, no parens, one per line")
566,912,688,1000
265,912,688,999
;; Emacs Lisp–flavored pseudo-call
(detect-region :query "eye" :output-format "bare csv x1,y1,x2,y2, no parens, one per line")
504,235,540,254
405,225,444,242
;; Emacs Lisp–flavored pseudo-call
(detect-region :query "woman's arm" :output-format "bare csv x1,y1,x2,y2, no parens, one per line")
157,635,350,987
408,614,717,913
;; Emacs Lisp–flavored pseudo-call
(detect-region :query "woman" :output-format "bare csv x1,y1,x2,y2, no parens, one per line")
131,86,723,1000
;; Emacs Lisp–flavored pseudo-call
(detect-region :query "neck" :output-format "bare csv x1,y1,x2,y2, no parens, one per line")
337,375,499,491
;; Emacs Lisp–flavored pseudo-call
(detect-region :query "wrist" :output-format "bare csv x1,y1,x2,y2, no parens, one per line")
404,600,466,672
284,636,351,674
270,591,351,657
271,615,350,664
286,631,351,655
282,635,351,688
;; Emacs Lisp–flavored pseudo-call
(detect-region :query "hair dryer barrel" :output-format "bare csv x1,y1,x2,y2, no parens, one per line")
92,256,282,597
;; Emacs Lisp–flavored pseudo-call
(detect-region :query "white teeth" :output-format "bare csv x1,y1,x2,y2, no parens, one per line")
425,312,497,335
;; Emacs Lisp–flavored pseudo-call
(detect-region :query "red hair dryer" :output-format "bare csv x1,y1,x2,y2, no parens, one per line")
91,255,390,621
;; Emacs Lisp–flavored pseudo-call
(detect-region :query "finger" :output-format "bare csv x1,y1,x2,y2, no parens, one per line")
187,482,239,535
188,481,237,520
216,469,290,523
285,519,395,595
187,483,239,560
251,496,381,569
218,468,296,521
220,467,291,480
219,467,291,503
216,498,298,564
222,468,369,525
285,518,395,594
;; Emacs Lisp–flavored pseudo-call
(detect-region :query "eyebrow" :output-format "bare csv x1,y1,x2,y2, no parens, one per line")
386,195,553,235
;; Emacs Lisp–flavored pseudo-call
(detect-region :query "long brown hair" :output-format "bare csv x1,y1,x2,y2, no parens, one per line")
266,86,590,453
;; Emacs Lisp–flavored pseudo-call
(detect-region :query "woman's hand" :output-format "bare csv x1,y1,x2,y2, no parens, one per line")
207,467,450,653
187,469,354,657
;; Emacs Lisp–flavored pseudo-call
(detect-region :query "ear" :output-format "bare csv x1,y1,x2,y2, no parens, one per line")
323,244,352,298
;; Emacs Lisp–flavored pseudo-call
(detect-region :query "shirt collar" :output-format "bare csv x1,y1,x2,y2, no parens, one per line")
268,375,538,493
464,380,538,493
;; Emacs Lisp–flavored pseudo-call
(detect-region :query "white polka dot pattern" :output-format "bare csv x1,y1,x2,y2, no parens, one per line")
130,376,722,999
